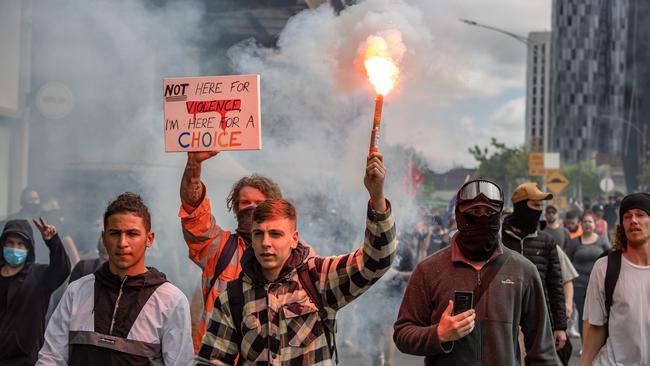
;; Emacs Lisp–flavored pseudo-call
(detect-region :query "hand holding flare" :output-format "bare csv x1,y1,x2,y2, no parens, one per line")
362,33,401,154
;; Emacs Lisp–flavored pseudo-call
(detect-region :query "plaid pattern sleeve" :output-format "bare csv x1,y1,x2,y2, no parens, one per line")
309,200,397,311
196,291,240,366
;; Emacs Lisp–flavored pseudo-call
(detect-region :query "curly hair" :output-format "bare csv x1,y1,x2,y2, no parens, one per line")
104,192,151,231
226,175,282,213
612,224,627,251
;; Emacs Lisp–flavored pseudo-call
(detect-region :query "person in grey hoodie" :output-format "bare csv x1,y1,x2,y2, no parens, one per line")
394,179,558,365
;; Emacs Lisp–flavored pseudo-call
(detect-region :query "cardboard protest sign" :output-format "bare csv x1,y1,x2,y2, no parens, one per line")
163,74,261,152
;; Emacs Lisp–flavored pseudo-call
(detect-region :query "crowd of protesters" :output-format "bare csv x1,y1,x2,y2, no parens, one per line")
0,154,648,366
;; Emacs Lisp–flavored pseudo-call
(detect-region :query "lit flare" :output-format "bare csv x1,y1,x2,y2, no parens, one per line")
363,36,400,96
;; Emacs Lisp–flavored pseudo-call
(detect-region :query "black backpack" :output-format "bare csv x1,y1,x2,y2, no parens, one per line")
226,263,338,365
208,233,240,291
603,250,622,338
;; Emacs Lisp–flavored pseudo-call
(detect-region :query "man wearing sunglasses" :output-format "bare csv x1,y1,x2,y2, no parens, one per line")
394,178,558,365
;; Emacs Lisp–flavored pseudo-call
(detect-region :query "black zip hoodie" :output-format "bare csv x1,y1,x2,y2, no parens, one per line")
0,219,70,366
68,262,169,366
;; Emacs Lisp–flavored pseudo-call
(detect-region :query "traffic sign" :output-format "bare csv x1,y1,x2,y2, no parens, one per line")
528,152,545,176
545,170,570,195
600,177,615,193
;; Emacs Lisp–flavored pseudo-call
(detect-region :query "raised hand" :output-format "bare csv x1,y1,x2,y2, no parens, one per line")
33,217,57,241
364,152,386,212
187,150,219,164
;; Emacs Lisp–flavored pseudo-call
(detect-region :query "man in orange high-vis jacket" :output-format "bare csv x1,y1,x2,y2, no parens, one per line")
179,151,285,350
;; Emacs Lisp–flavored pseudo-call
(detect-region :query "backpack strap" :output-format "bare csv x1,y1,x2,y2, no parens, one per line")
297,263,338,364
209,233,239,291
226,279,245,366
604,250,622,323
474,250,511,306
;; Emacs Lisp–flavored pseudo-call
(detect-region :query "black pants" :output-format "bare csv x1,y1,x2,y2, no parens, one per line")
574,285,587,337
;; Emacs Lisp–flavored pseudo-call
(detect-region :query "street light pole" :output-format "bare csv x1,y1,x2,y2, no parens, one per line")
460,19,550,187
459,19,532,46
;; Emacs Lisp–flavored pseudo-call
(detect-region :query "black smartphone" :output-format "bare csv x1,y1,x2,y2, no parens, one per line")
453,290,474,315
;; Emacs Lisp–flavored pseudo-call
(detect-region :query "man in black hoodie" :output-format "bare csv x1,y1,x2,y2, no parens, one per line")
501,182,568,357
0,217,71,366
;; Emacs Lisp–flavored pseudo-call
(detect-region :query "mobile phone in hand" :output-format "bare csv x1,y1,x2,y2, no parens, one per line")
453,290,474,315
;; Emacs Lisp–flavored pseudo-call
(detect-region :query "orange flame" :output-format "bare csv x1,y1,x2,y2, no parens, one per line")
363,35,400,96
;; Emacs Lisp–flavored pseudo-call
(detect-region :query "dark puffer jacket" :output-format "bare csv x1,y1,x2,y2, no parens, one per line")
501,215,567,331
0,219,71,366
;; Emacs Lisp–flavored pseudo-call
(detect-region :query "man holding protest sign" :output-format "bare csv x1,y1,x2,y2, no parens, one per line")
179,151,286,350
196,152,396,365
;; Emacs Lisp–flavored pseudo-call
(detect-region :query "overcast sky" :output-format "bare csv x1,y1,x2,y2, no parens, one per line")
231,0,553,171
382,0,552,169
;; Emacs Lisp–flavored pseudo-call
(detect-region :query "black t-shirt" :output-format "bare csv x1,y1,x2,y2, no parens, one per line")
0,274,12,316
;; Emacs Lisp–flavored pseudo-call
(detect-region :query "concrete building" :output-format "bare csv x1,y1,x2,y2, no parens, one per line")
550,0,628,165
525,31,552,153
0,1,31,217
551,0,650,192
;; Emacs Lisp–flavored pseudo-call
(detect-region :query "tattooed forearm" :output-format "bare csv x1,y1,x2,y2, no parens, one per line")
180,158,203,209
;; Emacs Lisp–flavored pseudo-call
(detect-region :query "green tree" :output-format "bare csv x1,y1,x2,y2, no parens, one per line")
468,138,537,200
561,161,600,200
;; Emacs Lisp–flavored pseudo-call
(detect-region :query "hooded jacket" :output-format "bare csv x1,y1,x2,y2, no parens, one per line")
0,219,71,366
196,202,397,366
501,215,567,331
37,263,194,366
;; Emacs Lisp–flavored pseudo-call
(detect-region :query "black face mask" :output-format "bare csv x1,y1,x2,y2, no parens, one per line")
455,210,501,261
236,205,256,244
510,201,542,235
22,202,41,215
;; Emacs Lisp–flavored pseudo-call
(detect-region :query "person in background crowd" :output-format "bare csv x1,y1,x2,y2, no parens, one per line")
38,192,193,365
543,205,572,250
580,193,650,366
565,212,610,338
394,179,559,365
68,236,108,282
40,195,80,267
501,183,568,355
555,245,579,365
591,204,609,239
1,187,51,264
565,210,584,240
602,195,620,231
0,218,70,366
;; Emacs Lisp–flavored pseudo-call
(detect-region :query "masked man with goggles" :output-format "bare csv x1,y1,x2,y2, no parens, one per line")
394,179,558,365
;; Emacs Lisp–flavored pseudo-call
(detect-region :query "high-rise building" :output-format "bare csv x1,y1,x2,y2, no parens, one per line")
550,0,628,164
621,0,650,191
525,32,551,153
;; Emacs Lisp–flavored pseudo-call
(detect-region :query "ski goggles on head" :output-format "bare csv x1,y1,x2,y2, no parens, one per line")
457,179,504,212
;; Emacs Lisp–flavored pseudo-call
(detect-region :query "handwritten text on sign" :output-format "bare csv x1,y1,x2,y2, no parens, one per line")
163,75,261,152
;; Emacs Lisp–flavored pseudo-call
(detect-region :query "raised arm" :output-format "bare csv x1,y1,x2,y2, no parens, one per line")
33,218,71,291
178,151,229,271
308,152,396,310
180,151,219,212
